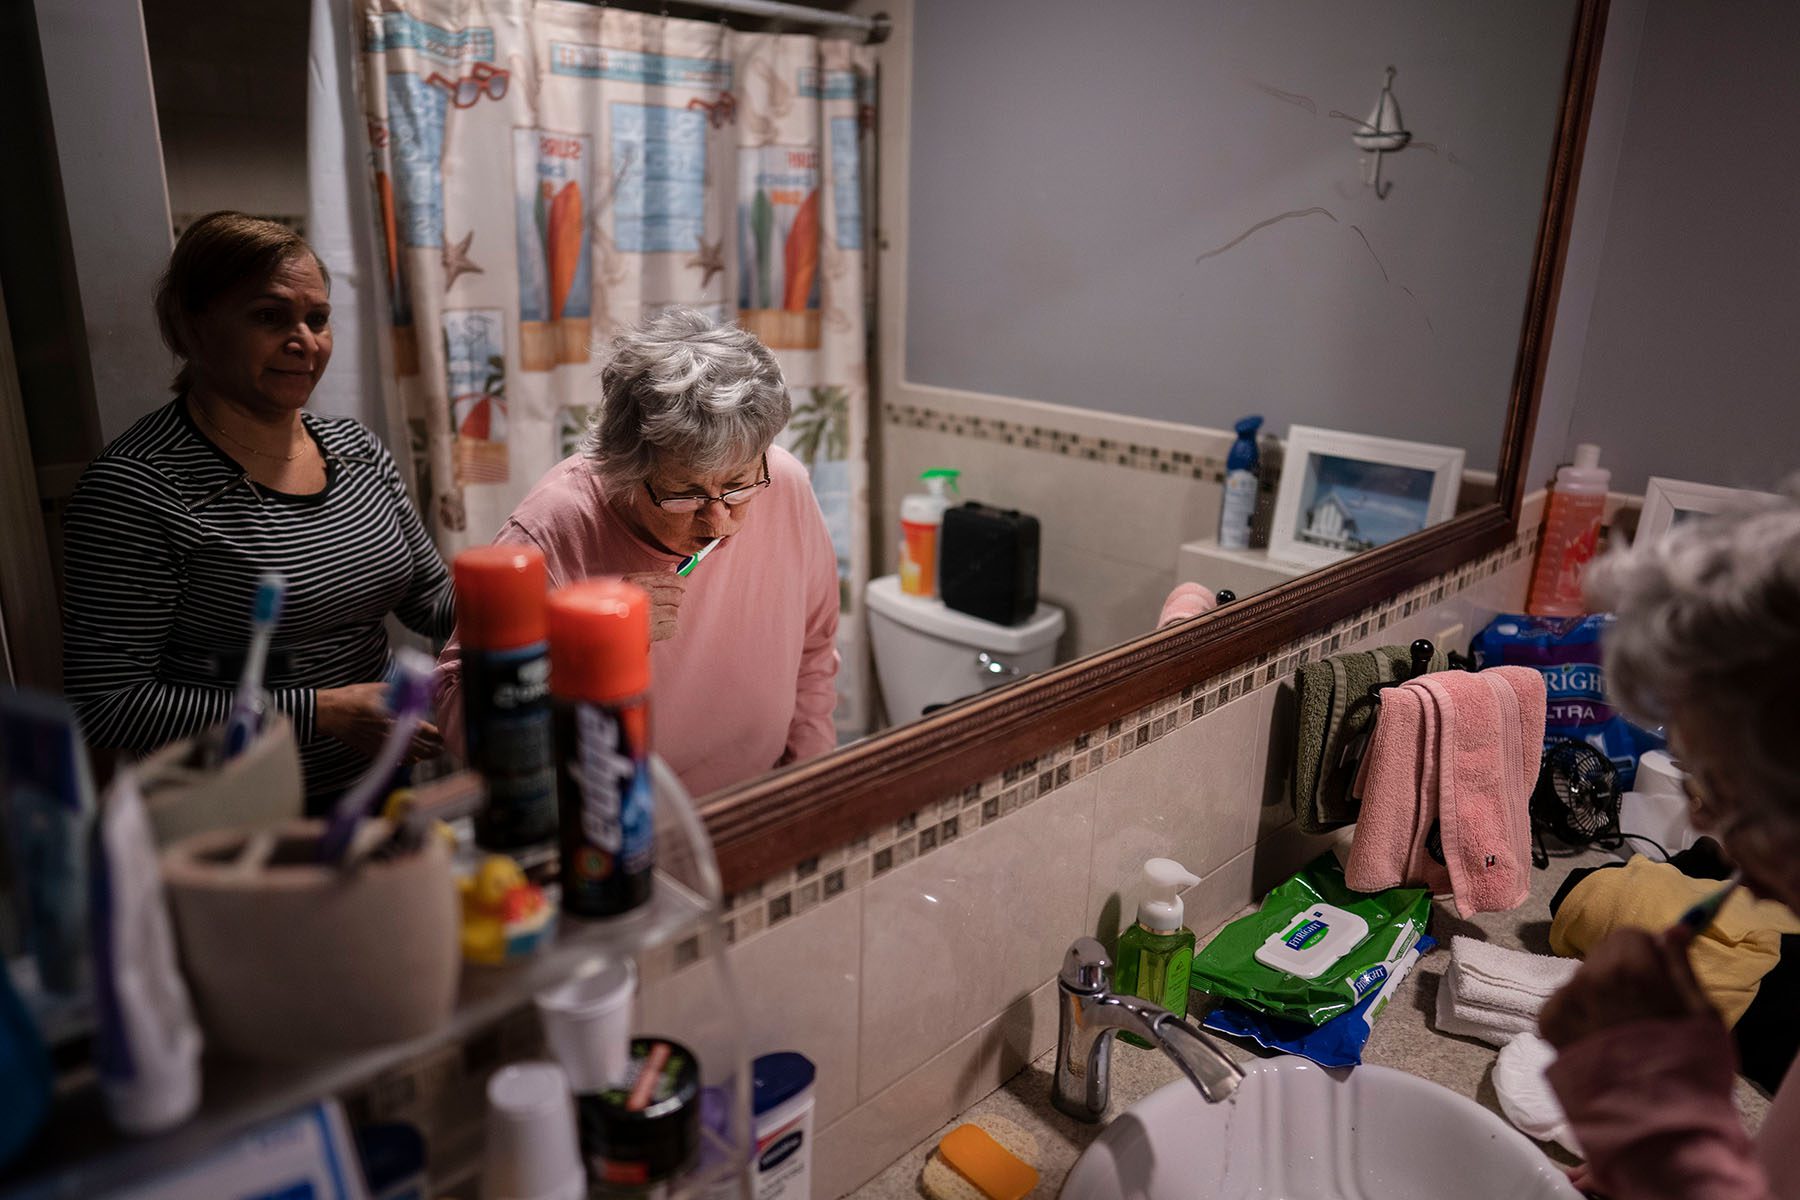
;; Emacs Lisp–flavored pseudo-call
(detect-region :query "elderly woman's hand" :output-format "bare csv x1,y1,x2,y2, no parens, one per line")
624,572,689,642
1539,927,1716,1049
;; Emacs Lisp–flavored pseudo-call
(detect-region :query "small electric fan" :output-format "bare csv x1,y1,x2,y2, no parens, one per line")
1530,739,1622,868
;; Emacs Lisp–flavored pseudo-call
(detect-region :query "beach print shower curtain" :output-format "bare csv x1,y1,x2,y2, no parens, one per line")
356,0,875,659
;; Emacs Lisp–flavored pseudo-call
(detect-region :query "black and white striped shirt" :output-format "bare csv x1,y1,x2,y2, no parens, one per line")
62,398,455,811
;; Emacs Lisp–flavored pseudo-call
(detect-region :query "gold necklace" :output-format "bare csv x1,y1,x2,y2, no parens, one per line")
195,400,309,463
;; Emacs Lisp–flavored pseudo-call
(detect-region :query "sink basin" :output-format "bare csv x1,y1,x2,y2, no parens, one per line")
1061,1055,1579,1199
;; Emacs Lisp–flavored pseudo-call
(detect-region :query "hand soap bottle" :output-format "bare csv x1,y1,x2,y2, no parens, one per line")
1113,858,1201,1048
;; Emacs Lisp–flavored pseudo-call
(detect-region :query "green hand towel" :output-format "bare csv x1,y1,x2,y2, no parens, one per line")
1290,643,1448,833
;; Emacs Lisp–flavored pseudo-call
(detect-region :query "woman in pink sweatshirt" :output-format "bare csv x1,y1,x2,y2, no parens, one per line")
1539,480,1800,1198
435,307,839,797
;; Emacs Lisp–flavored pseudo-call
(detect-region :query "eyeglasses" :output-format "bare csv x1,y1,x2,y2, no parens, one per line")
644,455,770,513
426,63,509,109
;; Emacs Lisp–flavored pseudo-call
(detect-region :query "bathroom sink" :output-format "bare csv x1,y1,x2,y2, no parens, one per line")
1060,1055,1578,1199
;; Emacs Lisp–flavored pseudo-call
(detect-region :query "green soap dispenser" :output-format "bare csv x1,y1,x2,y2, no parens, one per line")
1113,858,1201,1048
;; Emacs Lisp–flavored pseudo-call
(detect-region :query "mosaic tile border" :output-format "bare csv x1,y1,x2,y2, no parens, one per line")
885,402,1229,481
650,523,1542,979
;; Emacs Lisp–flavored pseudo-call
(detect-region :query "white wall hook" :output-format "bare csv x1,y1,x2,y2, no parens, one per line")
1352,66,1412,199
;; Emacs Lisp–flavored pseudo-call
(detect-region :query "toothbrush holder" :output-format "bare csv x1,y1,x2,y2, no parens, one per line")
160,819,459,1063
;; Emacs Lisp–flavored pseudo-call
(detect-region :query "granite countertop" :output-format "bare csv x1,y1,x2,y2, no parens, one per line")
849,849,1774,1199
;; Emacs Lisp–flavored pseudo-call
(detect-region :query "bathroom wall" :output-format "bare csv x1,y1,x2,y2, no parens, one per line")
142,0,312,230
899,0,1576,470
633,494,1543,1196
1530,0,1800,495
881,392,1236,659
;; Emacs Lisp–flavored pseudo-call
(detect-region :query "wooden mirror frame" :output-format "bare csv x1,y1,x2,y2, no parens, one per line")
702,0,1609,893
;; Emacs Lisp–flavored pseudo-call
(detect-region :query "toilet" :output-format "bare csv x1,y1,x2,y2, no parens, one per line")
865,574,1067,724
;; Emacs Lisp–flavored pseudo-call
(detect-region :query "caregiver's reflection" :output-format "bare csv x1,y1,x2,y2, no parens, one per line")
62,212,454,812
435,308,839,796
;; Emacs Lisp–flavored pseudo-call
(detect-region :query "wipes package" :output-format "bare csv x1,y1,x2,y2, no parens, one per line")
1189,854,1432,1027
1471,614,1665,787
1203,934,1435,1068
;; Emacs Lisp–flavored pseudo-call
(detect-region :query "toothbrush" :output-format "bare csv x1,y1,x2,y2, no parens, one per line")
675,536,722,578
1670,870,1743,941
221,572,286,761
317,649,436,865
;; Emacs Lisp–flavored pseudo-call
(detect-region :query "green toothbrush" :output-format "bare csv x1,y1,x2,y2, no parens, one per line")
676,537,722,578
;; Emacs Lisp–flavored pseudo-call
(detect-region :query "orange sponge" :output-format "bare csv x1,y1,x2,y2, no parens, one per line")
933,1121,1039,1200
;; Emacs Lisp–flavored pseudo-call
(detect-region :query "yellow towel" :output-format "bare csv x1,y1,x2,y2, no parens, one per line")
1551,855,1800,1026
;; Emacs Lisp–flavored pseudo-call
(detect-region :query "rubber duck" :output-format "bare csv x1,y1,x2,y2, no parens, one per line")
460,855,555,965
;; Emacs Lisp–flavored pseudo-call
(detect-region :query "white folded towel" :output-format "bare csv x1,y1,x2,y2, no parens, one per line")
1434,936,1581,1048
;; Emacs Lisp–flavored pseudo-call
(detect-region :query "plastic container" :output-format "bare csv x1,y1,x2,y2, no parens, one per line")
749,1052,816,1200
1218,415,1263,550
1526,444,1609,617
482,1062,586,1200
455,546,558,851
535,956,637,1092
549,580,656,919
578,1037,701,1195
1113,859,1200,1048
898,468,959,597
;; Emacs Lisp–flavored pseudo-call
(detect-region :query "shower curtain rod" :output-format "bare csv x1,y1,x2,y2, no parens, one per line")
585,0,889,42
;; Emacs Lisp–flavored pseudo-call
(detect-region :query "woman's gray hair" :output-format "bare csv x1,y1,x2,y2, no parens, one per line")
582,307,790,501
1585,476,1800,816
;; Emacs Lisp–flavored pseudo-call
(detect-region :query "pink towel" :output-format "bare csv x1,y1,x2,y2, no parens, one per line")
1345,667,1546,915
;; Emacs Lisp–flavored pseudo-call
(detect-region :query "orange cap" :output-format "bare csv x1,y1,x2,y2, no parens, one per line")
453,546,548,650
547,579,651,702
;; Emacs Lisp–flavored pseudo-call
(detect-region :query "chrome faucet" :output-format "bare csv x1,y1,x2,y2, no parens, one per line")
1052,936,1245,1122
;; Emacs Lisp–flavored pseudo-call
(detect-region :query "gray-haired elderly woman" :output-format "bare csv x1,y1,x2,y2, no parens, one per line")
1536,480,1800,1199
434,308,840,796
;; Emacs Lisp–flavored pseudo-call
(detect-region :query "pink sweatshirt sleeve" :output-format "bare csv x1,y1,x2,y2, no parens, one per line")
1548,1015,1771,1199
782,500,841,766
432,522,556,759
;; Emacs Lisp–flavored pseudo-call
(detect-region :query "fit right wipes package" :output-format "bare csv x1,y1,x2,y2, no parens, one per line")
1188,854,1431,1027
1471,613,1665,788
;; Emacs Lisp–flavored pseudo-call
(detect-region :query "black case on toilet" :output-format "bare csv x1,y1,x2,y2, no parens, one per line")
939,502,1040,626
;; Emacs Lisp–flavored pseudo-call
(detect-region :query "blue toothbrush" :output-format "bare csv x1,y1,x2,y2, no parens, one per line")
318,649,437,866
222,572,286,760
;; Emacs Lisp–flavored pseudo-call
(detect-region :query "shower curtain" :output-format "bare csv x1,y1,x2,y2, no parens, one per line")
309,0,877,732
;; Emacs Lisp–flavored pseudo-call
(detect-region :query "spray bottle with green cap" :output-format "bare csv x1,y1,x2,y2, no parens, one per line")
898,468,960,597
1113,858,1201,1047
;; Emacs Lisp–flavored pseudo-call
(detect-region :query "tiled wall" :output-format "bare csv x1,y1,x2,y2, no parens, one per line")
636,500,1545,1196
879,389,1237,659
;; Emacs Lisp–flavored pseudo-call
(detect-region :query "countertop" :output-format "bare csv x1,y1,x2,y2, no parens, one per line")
847,848,1774,1198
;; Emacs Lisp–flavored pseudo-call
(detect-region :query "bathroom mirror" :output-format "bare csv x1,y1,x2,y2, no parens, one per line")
698,0,1606,889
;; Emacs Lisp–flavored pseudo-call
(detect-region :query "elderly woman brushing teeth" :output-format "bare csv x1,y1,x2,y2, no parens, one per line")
435,308,840,796
1539,481,1800,1198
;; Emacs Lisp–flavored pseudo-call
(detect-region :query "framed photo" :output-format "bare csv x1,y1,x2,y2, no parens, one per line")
1268,426,1466,568
1637,477,1776,545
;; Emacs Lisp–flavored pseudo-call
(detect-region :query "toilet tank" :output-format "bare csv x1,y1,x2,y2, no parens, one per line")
864,575,1066,724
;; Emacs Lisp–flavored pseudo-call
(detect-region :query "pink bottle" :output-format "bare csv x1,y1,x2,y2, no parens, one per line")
1527,444,1610,617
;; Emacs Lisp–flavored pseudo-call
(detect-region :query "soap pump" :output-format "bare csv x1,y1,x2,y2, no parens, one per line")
1113,858,1201,1048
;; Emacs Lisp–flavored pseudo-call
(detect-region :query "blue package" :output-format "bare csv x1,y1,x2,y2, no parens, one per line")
1471,614,1665,788
1202,934,1436,1068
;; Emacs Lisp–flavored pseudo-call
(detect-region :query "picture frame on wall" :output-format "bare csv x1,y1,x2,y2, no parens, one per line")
1637,477,1776,545
1268,426,1466,569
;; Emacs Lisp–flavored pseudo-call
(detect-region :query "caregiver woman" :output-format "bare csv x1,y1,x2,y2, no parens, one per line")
62,211,454,812
1539,480,1800,1198
434,307,839,796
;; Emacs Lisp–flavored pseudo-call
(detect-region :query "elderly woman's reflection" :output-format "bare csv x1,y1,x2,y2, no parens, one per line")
435,308,839,795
